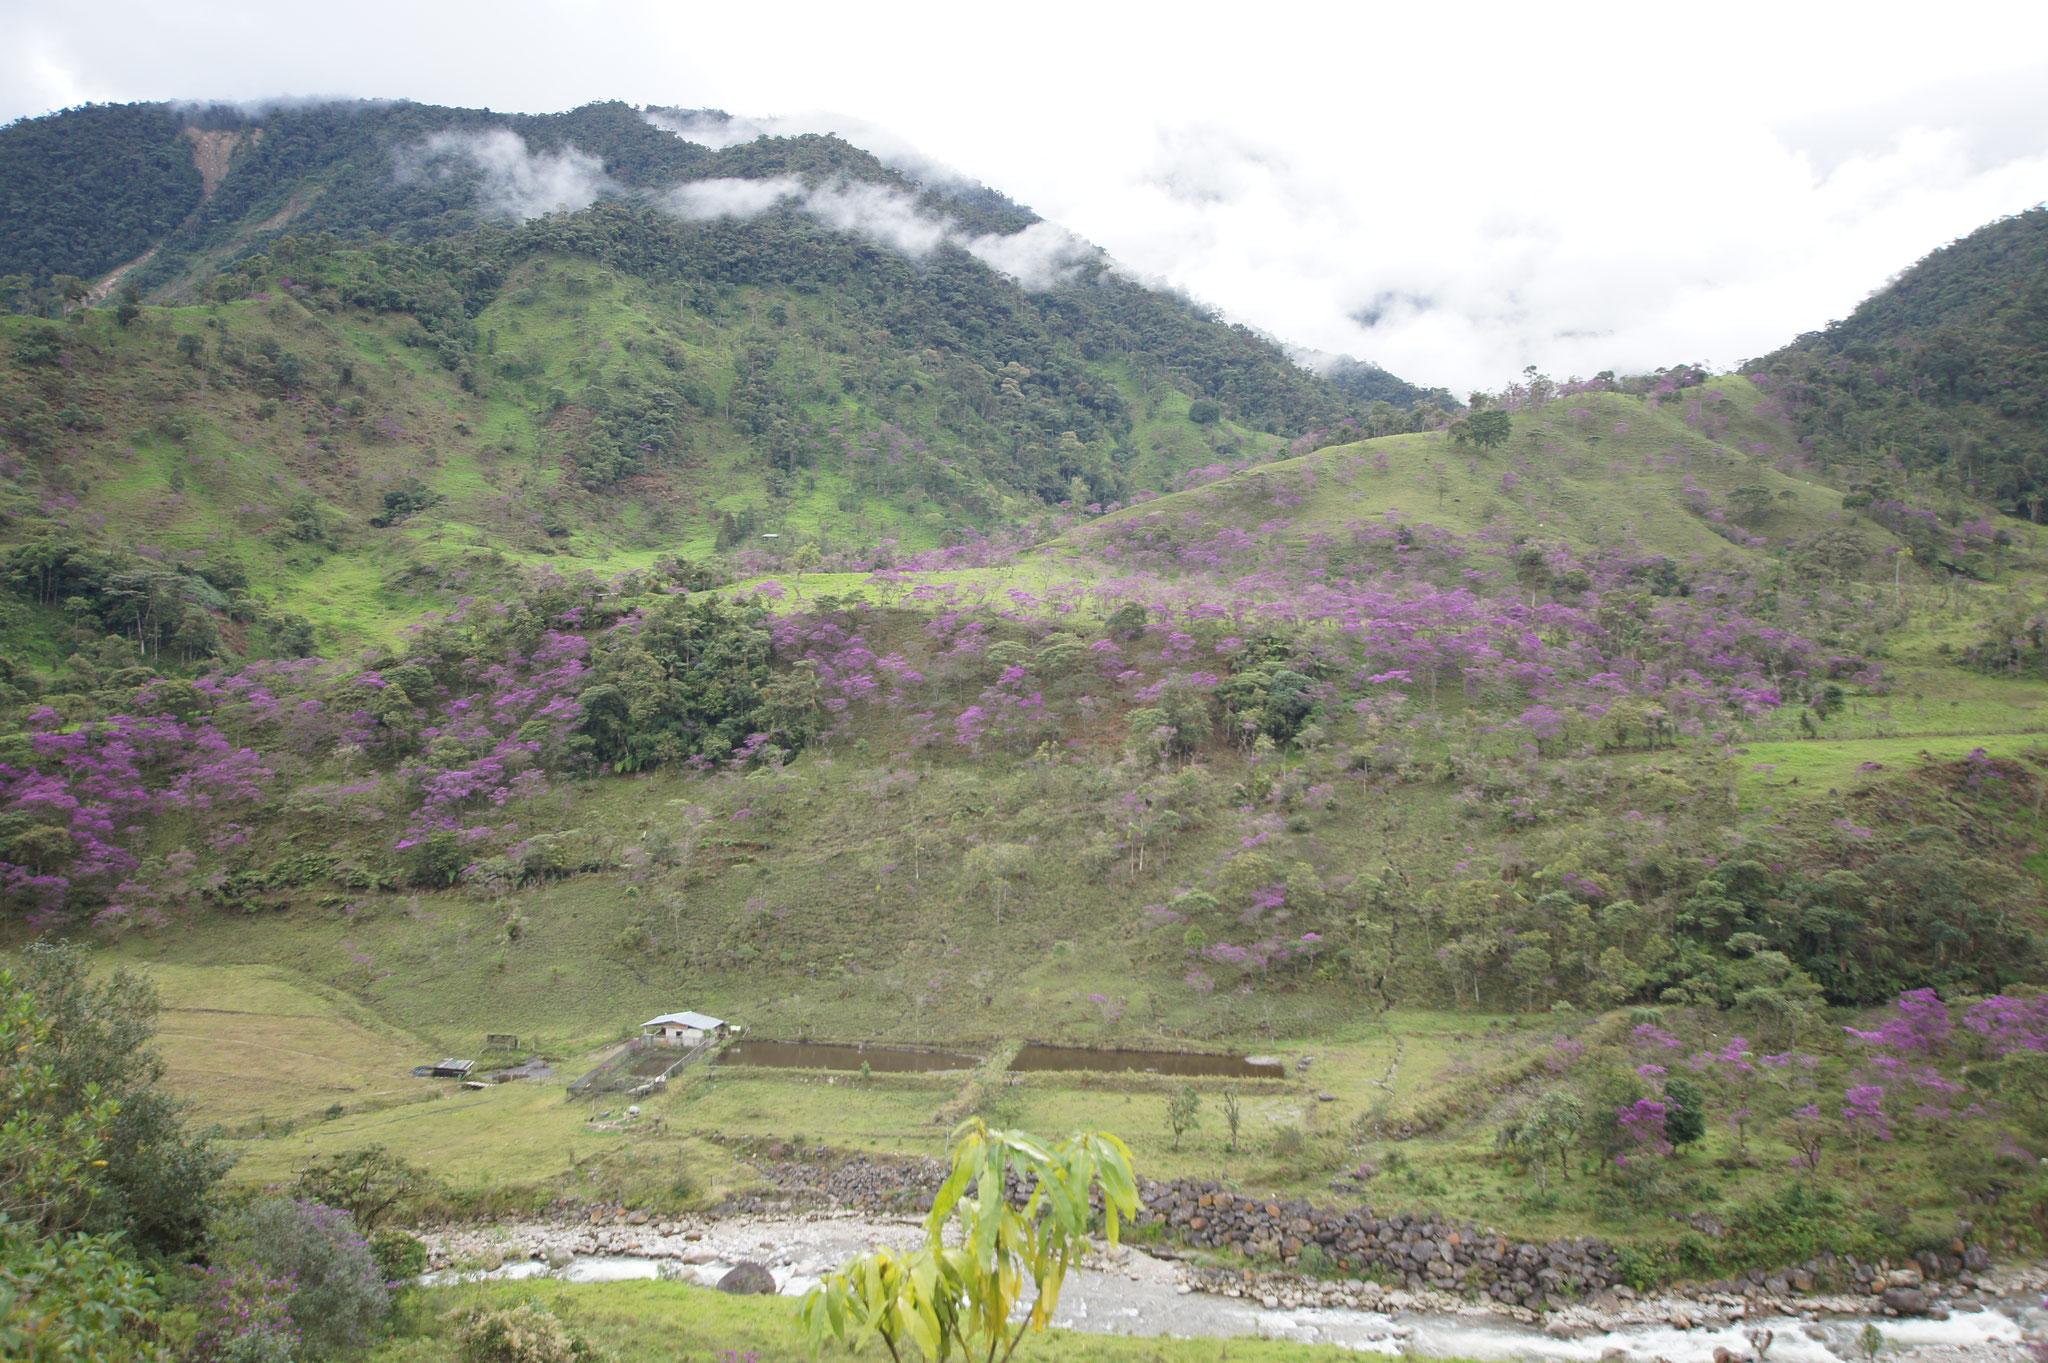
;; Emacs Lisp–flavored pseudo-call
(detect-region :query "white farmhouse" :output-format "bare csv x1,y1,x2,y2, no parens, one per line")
641,1010,727,1047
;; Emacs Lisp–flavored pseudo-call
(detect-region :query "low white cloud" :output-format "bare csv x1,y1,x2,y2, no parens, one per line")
400,128,614,221
658,172,1099,290
801,179,952,256
663,175,803,220
1019,106,2048,392
645,106,970,191
649,109,1097,286
963,221,1097,291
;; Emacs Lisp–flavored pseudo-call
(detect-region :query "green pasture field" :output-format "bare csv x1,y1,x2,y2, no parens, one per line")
1737,732,2048,805
125,916,1973,1254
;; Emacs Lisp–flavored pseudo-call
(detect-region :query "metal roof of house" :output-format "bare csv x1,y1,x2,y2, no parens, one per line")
641,1011,724,1030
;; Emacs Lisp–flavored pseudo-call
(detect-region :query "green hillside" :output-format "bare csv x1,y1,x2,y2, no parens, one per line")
22,335,2045,1257
5,106,2048,1332
0,238,1383,655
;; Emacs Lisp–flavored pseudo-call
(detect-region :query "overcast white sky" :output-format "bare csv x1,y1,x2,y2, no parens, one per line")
7,0,2048,394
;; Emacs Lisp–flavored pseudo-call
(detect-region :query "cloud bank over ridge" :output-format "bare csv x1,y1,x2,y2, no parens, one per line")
410,128,1102,293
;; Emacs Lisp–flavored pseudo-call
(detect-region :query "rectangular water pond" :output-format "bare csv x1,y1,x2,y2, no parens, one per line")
716,1040,981,1073
1008,1045,1285,1079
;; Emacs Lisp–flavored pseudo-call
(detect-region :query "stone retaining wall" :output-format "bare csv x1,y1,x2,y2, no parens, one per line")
1135,1177,1619,1308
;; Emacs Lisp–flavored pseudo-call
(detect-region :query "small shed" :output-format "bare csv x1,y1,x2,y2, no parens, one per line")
641,1011,726,1047
428,1058,474,1079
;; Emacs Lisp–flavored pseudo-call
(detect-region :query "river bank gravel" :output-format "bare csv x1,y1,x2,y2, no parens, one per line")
415,1209,2047,1362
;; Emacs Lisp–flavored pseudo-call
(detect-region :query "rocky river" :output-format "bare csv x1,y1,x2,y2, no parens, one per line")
417,1206,2046,1362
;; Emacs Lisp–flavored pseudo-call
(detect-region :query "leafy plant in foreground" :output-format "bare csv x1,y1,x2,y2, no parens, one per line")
800,1119,1138,1363
15,940,232,1256
0,964,167,1361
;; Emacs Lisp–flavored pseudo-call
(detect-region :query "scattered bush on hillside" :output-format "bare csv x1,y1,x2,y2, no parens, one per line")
369,482,445,527
451,1301,607,1363
1449,409,1510,450
294,1145,434,1230
369,1228,429,1282
1662,1076,1707,1150
1497,1089,1584,1195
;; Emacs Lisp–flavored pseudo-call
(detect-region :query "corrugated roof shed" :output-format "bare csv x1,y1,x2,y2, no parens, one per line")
641,1011,724,1030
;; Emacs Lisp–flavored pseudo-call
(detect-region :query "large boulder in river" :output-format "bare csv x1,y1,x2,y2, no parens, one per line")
1881,1286,1929,1315
718,1261,777,1295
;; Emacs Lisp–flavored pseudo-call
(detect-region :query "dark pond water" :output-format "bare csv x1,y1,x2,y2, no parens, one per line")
1008,1045,1285,1079
717,1040,982,1073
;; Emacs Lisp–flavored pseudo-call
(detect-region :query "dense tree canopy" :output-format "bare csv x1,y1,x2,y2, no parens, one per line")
1757,207,2048,519
0,103,202,287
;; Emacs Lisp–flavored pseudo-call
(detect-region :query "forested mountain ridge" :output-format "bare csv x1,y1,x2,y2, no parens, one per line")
0,101,205,285
0,100,930,290
1755,206,2048,518
0,98,1441,410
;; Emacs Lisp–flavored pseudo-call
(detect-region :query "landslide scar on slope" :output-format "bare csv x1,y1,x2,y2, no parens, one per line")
184,125,253,198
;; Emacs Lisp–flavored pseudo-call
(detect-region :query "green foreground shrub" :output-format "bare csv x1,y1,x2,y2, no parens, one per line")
452,1301,608,1363
214,1198,389,1359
